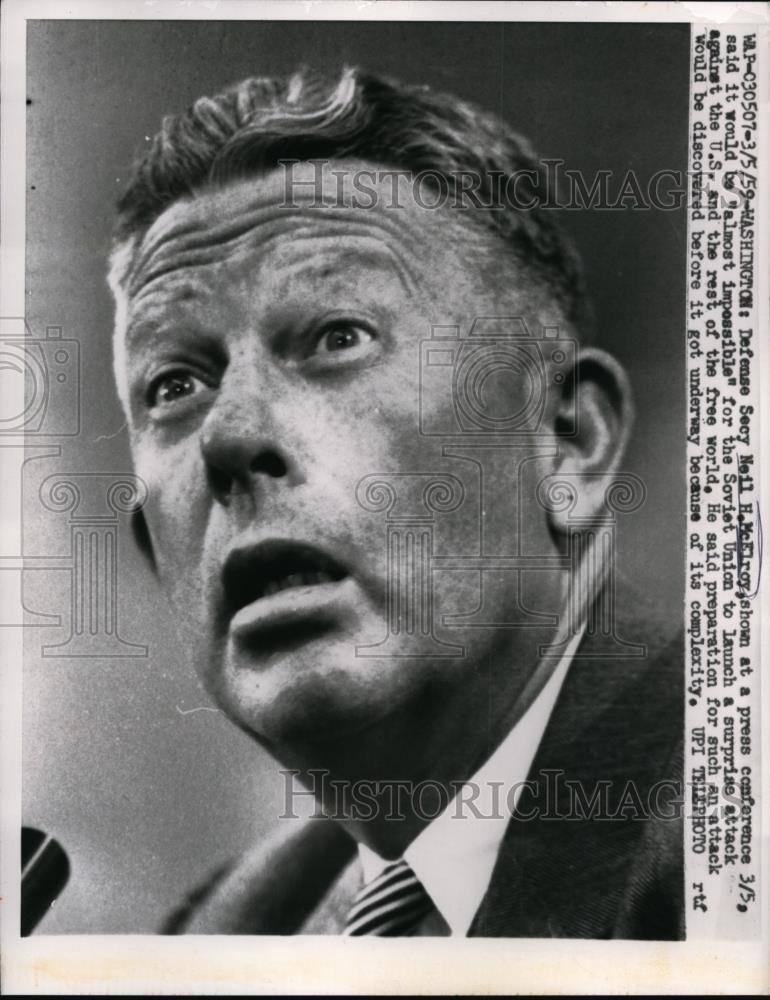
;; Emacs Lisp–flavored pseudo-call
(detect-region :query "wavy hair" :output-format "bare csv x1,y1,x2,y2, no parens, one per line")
109,67,588,335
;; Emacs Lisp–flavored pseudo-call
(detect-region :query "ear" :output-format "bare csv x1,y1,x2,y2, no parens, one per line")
131,508,157,572
547,347,634,535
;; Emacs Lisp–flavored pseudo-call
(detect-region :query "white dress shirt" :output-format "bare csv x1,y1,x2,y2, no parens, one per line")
357,626,585,936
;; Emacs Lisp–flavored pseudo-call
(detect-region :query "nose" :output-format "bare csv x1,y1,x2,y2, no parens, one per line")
199,384,298,507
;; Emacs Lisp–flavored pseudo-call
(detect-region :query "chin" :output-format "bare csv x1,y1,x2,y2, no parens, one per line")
208,635,428,748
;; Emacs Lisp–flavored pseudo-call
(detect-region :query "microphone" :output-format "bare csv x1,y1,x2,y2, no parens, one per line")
21,826,70,935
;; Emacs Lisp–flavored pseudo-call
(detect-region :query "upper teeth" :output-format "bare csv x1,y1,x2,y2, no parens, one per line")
261,570,336,598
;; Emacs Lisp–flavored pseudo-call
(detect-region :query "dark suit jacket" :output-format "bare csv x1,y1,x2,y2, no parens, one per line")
163,584,684,939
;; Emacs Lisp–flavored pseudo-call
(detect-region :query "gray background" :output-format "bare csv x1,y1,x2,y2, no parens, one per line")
23,19,689,932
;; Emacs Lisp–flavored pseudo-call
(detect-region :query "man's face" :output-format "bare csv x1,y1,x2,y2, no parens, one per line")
121,162,565,750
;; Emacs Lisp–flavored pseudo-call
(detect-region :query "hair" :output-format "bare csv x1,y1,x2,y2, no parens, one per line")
108,67,590,399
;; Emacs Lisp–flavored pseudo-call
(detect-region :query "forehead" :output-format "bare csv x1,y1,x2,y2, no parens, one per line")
124,160,508,313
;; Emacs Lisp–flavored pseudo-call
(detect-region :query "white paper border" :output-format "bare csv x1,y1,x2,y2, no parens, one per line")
2,1,768,994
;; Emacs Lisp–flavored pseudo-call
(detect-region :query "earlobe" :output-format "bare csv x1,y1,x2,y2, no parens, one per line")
547,347,634,533
131,508,157,572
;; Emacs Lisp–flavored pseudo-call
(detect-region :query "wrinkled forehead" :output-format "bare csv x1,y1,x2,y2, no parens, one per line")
123,159,497,300
108,160,549,408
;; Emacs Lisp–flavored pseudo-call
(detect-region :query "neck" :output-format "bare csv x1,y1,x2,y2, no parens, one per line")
270,626,565,858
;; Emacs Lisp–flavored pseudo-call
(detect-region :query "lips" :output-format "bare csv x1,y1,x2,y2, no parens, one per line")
221,539,349,625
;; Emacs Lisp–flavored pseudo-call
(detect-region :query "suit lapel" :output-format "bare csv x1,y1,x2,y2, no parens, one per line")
470,609,683,938
182,816,356,934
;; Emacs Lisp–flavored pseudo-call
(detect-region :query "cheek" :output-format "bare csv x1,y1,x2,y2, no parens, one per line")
133,440,209,592
348,353,427,467
301,358,426,481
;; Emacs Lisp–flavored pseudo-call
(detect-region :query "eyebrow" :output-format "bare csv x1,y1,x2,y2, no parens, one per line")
124,241,417,355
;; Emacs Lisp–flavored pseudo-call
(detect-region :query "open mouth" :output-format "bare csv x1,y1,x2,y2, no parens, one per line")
222,539,349,621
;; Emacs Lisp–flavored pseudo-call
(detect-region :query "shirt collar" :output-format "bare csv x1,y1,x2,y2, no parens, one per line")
357,625,584,936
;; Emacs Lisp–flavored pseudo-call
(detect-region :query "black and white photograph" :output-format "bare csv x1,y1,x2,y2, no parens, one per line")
2,1,768,994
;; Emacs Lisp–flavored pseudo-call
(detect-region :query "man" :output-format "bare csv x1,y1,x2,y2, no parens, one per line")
109,67,684,938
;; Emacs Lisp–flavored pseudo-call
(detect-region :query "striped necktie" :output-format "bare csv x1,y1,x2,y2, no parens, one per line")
343,859,434,936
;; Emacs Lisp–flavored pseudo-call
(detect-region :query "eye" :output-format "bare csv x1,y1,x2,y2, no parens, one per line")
313,321,376,359
147,369,211,411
